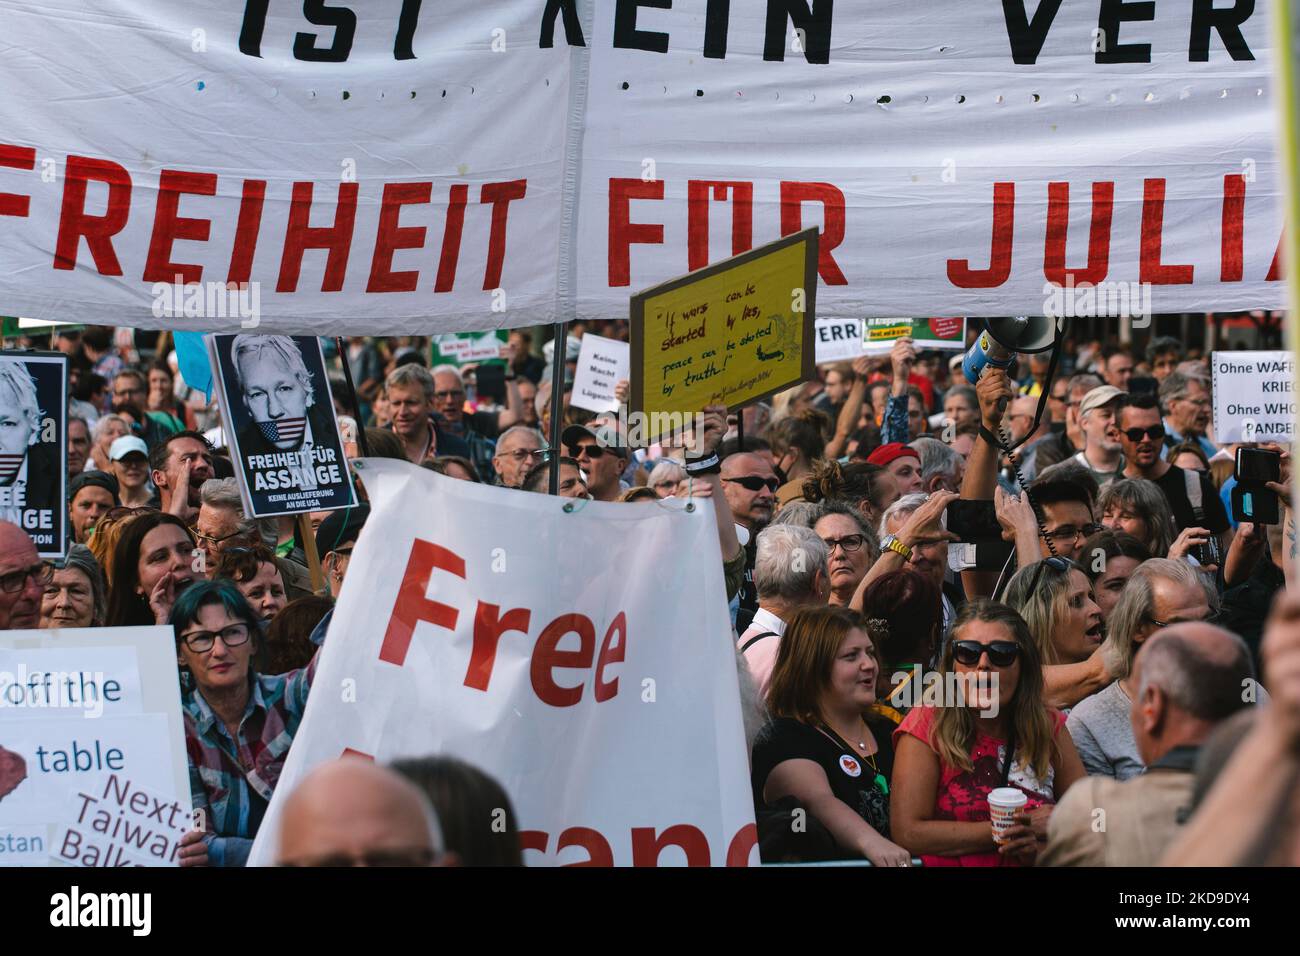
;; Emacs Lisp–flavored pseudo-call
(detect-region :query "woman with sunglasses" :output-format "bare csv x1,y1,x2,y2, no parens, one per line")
104,512,199,627
891,600,1085,867
812,501,879,608
171,579,324,867
753,605,911,866
1098,478,1176,558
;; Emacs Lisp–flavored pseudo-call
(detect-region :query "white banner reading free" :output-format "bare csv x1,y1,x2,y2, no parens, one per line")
1212,350,1296,443
0,2,1285,334
248,459,756,866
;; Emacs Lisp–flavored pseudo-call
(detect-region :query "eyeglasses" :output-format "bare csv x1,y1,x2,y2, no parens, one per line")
1122,425,1166,443
822,534,866,554
114,386,146,398
952,640,1021,668
1043,524,1101,545
1026,555,1071,595
179,622,251,653
569,443,607,459
722,475,780,493
498,449,544,463
280,847,438,868
0,562,53,593
433,389,465,401
190,526,247,547
1147,608,1214,629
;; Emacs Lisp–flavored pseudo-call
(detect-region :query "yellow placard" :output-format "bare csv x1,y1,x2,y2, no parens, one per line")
630,229,818,442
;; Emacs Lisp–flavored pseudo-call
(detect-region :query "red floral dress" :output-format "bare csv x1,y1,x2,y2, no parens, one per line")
894,706,1067,867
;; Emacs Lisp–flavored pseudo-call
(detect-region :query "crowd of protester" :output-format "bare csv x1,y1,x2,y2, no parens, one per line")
2,320,1299,868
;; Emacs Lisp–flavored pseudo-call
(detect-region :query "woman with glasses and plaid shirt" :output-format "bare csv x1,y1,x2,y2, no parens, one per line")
169,578,326,867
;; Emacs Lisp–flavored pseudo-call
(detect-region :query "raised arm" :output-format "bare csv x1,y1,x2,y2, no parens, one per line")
825,356,872,460
960,368,1015,597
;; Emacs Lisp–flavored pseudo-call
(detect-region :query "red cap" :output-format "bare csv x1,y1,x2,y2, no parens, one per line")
866,442,920,467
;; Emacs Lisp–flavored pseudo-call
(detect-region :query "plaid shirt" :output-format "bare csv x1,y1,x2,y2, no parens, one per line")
184,625,324,866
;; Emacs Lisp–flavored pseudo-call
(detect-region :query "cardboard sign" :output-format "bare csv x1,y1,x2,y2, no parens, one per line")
1212,351,1295,443
630,230,817,442
247,459,756,867
430,331,509,368
570,333,630,413
863,318,968,353
0,626,191,866
52,773,190,867
0,351,66,558
210,334,358,519
814,317,865,364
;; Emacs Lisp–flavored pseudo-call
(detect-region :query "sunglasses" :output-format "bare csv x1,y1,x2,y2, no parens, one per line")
1027,555,1071,594
722,475,780,493
568,443,607,459
1122,425,1166,443
952,640,1021,668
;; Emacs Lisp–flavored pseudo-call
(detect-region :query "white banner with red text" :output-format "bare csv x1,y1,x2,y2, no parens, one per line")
246,458,756,866
0,0,1284,334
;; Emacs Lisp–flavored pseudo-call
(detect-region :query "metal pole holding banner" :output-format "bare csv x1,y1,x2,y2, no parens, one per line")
548,322,567,494
1273,0,1300,576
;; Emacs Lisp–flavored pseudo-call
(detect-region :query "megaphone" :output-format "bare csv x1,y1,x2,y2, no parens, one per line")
962,316,1061,385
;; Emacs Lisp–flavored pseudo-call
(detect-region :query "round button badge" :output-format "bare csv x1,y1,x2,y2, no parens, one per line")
839,754,862,777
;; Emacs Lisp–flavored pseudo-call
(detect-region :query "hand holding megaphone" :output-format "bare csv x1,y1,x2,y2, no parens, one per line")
974,365,1015,431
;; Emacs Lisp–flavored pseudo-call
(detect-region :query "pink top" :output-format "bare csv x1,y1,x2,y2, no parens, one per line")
894,705,1067,867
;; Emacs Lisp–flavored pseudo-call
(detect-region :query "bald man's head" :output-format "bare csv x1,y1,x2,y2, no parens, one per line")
277,758,444,867
1129,622,1255,765
719,452,777,530
0,520,42,629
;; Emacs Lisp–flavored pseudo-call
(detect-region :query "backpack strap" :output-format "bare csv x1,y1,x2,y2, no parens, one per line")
740,631,778,653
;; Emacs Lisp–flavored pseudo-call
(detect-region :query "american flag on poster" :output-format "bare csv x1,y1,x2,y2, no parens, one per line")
256,418,306,446
0,454,23,482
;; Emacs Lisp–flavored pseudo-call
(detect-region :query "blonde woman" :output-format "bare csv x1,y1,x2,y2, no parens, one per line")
891,600,1085,867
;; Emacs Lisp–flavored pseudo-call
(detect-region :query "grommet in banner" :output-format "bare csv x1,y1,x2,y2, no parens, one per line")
876,95,891,105
685,502,696,513
695,89,704,97
1220,89,1229,98
353,460,366,471
954,94,965,104
1107,92,1118,103
995,94,1004,104
1069,93,1080,103
1143,91,1155,102
843,93,853,103
621,81,630,90
563,501,575,513
196,81,205,92
342,90,350,100
1031,93,1041,103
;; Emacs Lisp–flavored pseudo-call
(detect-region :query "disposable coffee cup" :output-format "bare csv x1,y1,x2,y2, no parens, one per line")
988,787,1027,844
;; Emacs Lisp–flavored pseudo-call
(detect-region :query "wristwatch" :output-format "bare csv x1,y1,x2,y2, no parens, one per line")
684,453,721,476
881,535,913,560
